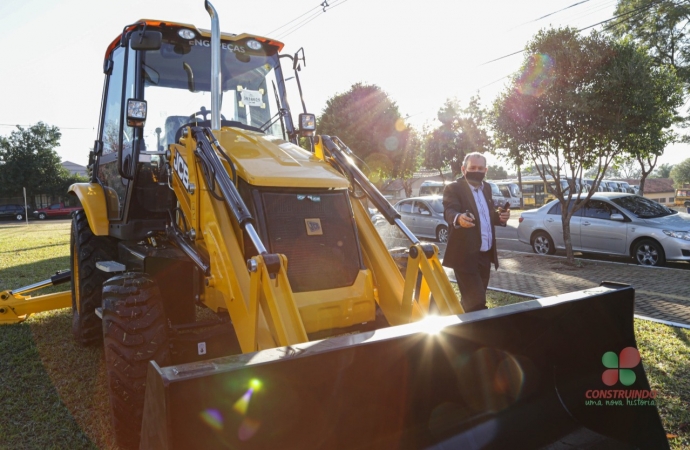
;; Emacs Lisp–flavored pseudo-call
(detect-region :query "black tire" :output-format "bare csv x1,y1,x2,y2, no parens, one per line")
70,210,117,346
633,239,666,267
15,213,23,221
102,273,171,450
531,231,556,255
436,225,449,243
38,212,46,220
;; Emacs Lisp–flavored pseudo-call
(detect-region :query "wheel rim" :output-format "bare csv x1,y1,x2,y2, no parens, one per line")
534,235,550,254
16,214,22,220
438,228,448,243
636,245,658,266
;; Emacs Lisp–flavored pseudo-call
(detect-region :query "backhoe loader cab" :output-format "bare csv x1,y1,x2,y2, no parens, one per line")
0,2,667,449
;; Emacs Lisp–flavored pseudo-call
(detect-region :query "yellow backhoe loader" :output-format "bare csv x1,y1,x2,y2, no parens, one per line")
0,2,670,449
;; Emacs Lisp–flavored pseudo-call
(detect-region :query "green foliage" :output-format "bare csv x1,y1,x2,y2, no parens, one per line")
612,0,690,89
491,28,683,262
670,158,690,186
0,122,76,201
317,83,420,183
487,165,508,180
653,162,675,178
423,96,492,178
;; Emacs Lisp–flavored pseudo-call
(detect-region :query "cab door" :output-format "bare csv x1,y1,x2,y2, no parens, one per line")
95,44,136,221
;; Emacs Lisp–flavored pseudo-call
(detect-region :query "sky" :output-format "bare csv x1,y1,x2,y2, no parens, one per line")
1,0,687,170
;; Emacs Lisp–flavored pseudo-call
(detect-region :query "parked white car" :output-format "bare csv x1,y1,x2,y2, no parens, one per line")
517,193,690,266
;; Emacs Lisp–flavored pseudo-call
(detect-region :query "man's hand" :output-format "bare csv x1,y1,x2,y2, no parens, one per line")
457,212,475,228
498,207,511,224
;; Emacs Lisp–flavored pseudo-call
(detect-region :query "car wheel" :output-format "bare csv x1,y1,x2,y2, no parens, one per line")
436,225,448,243
15,213,23,221
633,239,666,267
38,212,46,220
531,231,555,255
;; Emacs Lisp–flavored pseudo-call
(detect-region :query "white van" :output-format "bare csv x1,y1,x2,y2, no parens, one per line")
495,182,522,208
418,180,452,196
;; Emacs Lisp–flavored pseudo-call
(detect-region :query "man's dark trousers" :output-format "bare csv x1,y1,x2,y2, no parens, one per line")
453,250,492,312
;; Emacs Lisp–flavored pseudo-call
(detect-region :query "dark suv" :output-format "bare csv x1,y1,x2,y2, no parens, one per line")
0,204,28,221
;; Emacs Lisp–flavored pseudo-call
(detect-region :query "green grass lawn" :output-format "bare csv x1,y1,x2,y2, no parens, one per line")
0,220,688,449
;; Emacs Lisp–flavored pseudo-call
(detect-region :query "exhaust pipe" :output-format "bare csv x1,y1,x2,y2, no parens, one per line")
205,0,221,131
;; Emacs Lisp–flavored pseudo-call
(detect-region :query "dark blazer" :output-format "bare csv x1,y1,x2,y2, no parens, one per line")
441,178,504,273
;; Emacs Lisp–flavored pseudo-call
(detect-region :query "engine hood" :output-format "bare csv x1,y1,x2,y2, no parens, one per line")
641,211,690,229
216,128,350,189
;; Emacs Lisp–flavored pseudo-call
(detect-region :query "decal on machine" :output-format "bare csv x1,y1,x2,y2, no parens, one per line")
173,151,190,190
188,39,246,53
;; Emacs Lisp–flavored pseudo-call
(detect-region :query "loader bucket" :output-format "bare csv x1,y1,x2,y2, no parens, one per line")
140,283,668,450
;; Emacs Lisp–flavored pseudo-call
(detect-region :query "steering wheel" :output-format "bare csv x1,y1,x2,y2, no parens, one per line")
190,106,226,122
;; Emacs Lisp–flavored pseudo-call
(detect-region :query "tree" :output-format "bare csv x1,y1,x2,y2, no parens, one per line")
670,158,690,186
317,83,419,183
423,96,492,179
0,122,69,202
651,162,674,178
487,165,508,180
611,0,690,89
492,28,682,263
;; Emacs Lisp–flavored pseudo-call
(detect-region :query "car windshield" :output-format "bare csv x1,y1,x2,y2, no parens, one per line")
611,195,676,218
139,30,287,152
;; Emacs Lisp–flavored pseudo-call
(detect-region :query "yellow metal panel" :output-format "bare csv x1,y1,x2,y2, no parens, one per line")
215,128,350,188
294,270,375,334
68,183,109,235
0,290,71,325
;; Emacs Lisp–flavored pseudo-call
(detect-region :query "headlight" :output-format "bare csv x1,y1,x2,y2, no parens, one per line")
663,230,690,240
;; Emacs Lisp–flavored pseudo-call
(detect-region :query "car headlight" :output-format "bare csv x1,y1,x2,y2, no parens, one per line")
663,230,690,240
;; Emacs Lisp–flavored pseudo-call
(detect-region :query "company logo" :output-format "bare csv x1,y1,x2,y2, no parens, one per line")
305,218,323,236
602,347,640,386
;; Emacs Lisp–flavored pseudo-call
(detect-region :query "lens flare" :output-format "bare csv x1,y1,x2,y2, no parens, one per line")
517,53,554,97
384,135,399,151
238,417,261,441
249,378,263,392
200,409,224,431
395,118,406,132
233,388,253,415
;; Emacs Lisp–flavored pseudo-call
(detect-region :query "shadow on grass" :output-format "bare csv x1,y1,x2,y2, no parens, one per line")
0,319,96,450
0,256,70,292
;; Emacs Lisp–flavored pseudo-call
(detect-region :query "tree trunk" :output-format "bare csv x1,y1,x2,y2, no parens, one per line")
562,212,575,264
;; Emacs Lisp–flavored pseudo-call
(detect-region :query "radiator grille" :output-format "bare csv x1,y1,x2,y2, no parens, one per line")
262,191,361,293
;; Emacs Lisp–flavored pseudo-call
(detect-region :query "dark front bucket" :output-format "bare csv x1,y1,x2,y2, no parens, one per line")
140,283,668,450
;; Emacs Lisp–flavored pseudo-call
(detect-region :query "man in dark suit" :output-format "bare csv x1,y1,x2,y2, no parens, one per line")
442,152,510,312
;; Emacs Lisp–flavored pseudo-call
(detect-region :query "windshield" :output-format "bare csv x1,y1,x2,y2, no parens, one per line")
140,30,288,151
611,195,676,218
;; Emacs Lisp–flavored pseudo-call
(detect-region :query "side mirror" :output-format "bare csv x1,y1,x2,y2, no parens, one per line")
299,113,316,136
130,30,162,50
610,213,625,221
127,99,147,127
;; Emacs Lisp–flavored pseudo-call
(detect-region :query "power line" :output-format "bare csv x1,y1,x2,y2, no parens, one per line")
527,0,592,24
276,0,351,40
478,0,665,67
0,124,94,130
264,4,322,36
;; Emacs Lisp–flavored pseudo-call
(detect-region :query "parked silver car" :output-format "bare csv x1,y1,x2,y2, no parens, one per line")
393,196,448,243
517,192,690,266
